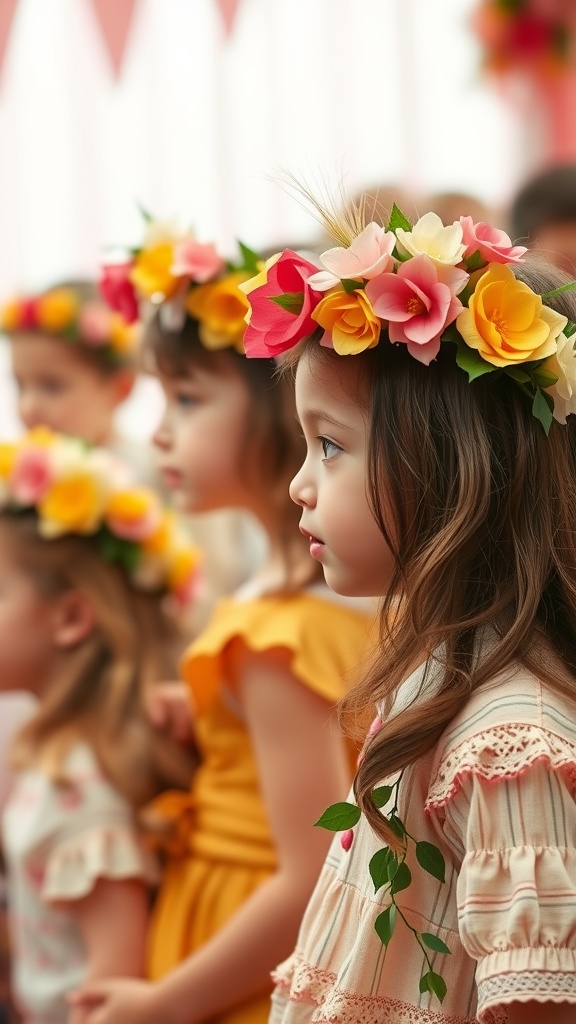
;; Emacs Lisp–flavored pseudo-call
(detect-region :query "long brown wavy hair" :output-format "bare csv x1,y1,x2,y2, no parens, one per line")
294,258,576,847
7,513,195,808
145,311,323,590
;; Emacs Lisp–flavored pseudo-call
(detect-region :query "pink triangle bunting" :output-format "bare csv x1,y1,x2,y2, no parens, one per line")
0,0,19,81
215,0,242,38
89,0,138,78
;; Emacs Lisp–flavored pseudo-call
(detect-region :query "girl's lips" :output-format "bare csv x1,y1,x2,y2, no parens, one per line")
161,467,183,490
299,525,325,558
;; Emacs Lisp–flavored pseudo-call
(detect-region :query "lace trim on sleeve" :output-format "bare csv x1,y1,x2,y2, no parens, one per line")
272,956,476,1024
426,724,576,812
478,970,576,1018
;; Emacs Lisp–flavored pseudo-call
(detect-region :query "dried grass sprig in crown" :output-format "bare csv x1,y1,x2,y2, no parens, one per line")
242,197,576,434
100,210,261,354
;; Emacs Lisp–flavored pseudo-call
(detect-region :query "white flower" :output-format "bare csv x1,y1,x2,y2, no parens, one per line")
142,218,187,249
546,331,576,424
309,223,396,291
396,212,466,267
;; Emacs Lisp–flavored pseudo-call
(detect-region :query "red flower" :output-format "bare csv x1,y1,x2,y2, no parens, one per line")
243,250,323,359
100,261,139,325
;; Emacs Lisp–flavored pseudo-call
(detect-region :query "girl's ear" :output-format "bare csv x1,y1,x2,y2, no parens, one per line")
52,590,96,649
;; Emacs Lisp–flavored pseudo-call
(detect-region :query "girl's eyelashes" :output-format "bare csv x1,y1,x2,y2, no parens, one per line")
175,391,201,408
319,436,343,460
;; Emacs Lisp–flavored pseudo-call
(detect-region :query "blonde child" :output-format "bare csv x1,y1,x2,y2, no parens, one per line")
241,204,576,1023
0,430,199,1024
70,230,374,1024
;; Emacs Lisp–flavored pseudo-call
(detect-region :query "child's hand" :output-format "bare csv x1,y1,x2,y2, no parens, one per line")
68,978,171,1024
145,681,194,744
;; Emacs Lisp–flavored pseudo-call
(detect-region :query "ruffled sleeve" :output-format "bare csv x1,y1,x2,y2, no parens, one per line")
434,756,576,1020
39,746,158,903
181,592,373,714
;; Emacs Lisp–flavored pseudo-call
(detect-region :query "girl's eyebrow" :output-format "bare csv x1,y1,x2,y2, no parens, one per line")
304,408,354,432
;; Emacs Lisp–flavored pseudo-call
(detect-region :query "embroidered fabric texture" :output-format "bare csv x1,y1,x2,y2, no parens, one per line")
426,724,576,810
479,969,576,1009
273,960,476,1024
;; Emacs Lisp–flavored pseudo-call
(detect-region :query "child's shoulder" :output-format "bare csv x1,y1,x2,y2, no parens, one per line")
427,659,576,813
182,586,375,711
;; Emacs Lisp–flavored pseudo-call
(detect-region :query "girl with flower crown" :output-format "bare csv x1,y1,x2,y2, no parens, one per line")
236,205,576,1023
69,226,374,1024
0,430,199,1024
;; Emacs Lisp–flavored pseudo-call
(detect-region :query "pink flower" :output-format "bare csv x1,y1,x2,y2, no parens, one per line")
340,828,354,852
243,250,324,359
171,238,225,283
99,262,139,325
309,223,396,291
460,216,527,266
366,254,468,365
79,303,111,346
10,447,54,504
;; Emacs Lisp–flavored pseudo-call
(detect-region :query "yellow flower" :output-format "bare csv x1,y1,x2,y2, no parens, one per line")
106,487,161,542
36,289,79,333
167,545,201,594
130,244,179,300
38,469,107,537
0,443,16,479
142,512,172,556
0,300,22,332
22,426,57,449
186,272,250,352
457,264,567,368
109,314,139,356
312,288,381,355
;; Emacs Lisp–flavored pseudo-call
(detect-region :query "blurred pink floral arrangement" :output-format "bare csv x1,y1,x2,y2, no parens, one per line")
474,0,576,75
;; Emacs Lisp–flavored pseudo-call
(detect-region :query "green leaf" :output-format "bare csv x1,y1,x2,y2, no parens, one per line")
455,340,496,383
374,904,396,946
136,202,152,224
371,785,393,809
532,368,559,388
421,932,451,955
269,292,304,316
369,848,393,893
342,278,364,293
386,203,412,234
237,241,261,274
390,861,411,894
420,970,447,1004
463,249,486,273
314,802,361,831
564,320,576,338
415,841,446,883
504,366,531,384
532,387,554,436
389,814,406,839
541,280,576,301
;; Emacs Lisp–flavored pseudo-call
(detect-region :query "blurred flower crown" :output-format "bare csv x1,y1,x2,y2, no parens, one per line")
100,212,261,353
0,428,201,608
474,0,574,77
0,287,139,366
242,204,576,434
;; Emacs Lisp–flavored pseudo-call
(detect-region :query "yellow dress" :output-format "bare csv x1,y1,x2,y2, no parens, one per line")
147,589,373,1024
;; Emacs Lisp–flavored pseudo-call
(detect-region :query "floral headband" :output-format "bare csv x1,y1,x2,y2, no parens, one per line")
242,206,576,434
0,428,201,608
100,213,260,353
0,287,139,366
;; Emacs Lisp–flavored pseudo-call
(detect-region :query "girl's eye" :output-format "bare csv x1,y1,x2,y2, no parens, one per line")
176,392,199,408
319,436,342,460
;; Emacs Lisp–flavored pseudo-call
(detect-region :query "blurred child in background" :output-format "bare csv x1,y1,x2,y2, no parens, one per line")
0,429,200,1024
509,164,576,275
70,228,374,1024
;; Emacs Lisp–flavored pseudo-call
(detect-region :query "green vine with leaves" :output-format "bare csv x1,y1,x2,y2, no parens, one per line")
315,773,451,1005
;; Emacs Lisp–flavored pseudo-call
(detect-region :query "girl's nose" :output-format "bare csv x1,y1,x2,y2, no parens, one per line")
289,462,315,508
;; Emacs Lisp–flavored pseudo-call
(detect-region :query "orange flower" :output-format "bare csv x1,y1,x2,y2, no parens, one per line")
36,289,78,333
186,272,250,351
131,244,179,300
312,288,381,355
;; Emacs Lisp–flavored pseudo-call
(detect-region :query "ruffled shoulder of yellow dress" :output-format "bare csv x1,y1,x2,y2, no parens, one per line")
180,591,374,713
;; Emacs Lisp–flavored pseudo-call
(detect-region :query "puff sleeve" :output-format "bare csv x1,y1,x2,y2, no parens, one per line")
442,760,576,1020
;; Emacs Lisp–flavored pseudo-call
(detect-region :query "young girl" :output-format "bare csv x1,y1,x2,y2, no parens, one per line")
70,228,374,1024
0,429,199,1024
240,207,576,1023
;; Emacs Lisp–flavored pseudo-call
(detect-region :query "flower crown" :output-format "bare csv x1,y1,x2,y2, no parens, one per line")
0,428,201,607
0,287,139,366
242,205,576,434
474,0,572,76
100,213,260,353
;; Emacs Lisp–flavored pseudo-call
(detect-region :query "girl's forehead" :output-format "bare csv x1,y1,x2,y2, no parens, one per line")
295,350,368,429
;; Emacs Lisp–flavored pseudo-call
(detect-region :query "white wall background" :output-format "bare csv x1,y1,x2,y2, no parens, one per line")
0,0,536,439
